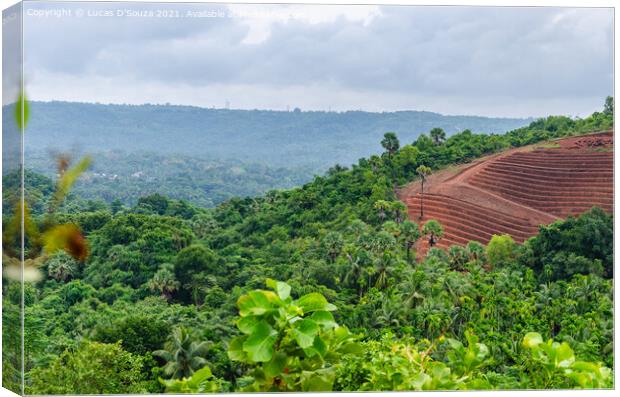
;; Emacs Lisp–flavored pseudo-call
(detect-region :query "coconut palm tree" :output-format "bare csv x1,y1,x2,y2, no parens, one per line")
374,252,396,289
153,327,211,379
148,268,180,301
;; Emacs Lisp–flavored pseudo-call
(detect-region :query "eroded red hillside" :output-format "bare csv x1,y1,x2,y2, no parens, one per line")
397,131,614,255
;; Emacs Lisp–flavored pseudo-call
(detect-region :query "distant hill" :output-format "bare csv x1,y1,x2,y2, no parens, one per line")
13,101,532,170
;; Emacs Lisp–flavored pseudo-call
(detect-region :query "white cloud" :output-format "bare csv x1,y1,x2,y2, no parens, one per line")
21,3,613,117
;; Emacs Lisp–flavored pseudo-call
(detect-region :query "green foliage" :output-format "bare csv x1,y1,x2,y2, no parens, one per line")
45,251,79,282
153,327,211,379
520,332,612,388
175,245,219,282
93,315,171,356
24,101,531,171
430,127,446,145
148,266,181,301
520,208,613,279
336,330,610,391
160,366,224,393
228,279,361,391
444,331,489,376
28,341,147,394
174,245,220,304
336,333,488,391
416,164,431,180
422,219,443,247
448,245,469,271
7,102,614,393
486,234,516,267
399,220,421,261
381,132,400,156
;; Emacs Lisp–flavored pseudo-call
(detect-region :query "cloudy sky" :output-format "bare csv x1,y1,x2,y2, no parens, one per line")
14,1,615,117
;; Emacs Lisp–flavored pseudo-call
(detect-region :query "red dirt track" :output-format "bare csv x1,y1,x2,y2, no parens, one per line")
397,131,614,255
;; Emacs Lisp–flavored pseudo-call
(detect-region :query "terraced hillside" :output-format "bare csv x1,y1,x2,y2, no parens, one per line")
398,131,613,254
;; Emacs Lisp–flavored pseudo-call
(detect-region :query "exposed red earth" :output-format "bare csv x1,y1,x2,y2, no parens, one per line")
396,131,614,256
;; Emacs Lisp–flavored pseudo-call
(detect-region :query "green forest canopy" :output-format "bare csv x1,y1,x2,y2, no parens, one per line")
15,101,532,169
1,99,614,393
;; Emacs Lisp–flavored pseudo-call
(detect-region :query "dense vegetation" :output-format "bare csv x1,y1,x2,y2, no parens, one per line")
14,101,531,170
2,99,614,393
26,151,314,207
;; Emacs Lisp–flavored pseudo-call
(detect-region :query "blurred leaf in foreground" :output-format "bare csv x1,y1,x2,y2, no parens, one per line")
51,156,92,210
14,91,30,131
42,224,89,261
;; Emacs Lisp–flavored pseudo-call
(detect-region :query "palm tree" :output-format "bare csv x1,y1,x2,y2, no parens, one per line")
416,165,431,219
184,273,216,307
422,219,444,248
148,268,180,301
323,231,344,263
400,220,421,262
374,252,396,289
369,230,397,255
343,245,372,296
153,327,211,379
373,298,405,328
374,200,391,222
430,127,446,145
46,253,76,282
466,241,485,264
391,201,408,224
381,221,401,238
347,219,369,242
381,132,400,156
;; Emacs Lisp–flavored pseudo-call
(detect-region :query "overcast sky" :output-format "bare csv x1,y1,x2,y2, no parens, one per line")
13,2,614,117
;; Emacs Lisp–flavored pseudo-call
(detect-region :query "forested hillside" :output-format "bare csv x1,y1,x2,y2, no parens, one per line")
2,100,614,393
16,101,531,169
26,151,314,208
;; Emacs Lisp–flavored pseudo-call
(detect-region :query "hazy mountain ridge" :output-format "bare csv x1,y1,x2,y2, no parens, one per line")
12,101,533,169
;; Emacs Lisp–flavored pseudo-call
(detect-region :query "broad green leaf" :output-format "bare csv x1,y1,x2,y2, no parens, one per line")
302,335,327,358
264,351,287,377
300,369,335,391
312,335,327,357
295,293,337,313
555,343,575,368
15,92,30,131
522,332,543,349
293,319,319,348
242,321,277,362
237,315,260,334
411,373,431,390
187,366,213,389
446,338,463,350
266,278,291,300
333,325,357,344
238,290,278,317
477,343,489,359
338,342,364,355
227,336,247,361
310,311,337,329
